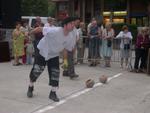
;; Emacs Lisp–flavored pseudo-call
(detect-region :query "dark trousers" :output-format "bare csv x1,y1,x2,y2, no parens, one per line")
67,51,75,75
29,40,60,87
134,48,147,69
89,38,100,62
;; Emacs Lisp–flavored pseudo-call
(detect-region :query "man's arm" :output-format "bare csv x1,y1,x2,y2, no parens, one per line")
30,27,43,35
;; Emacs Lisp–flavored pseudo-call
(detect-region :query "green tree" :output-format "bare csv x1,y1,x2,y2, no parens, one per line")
21,0,48,16
48,1,56,17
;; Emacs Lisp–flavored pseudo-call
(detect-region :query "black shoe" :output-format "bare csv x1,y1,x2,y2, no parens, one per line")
49,91,59,102
27,86,34,98
13,63,20,66
93,63,97,66
89,63,93,67
70,74,79,79
138,68,145,73
63,70,69,77
131,69,139,73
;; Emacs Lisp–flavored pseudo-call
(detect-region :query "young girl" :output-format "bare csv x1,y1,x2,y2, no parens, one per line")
26,39,34,65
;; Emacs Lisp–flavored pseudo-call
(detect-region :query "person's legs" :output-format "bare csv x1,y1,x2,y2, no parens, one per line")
88,39,92,64
140,49,146,70
104,56,107,67
107,57,111,67
22,54,26,64
121,58,124,68
140,49,147,68
26,54,29,64
105,56,111,67
27,54,46,97
125,49,130,69
134,48,141,71
47,56,60,102
13,55,20,66
29,54,32,64
90,38,95,66
68,51,79,79
27,40,46,98
93,38,97,66
125,58,128,67
63,51,69,77
95,38,100,65
77,46,80,63
120,49,124,68
144,49,149,69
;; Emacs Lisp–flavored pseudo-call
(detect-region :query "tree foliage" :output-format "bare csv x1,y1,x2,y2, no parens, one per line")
21,0,48,16
48,1,56,17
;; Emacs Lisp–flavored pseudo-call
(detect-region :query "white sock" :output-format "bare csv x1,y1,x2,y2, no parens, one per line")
29,82,34,87
51,87,58,92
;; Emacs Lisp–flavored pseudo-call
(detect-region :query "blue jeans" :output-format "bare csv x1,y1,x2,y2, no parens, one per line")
26,54,32,65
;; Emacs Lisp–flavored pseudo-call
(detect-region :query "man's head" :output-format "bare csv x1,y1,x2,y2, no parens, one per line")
79,22,85,29
72,17,80,28
62,17,74,32
91,19,97,26
36,16,42,24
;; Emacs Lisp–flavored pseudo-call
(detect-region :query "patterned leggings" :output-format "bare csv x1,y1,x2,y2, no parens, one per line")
29,40,60,87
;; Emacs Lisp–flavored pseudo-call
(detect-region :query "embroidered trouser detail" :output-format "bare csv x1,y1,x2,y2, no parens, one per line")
30,64,45,82
47,57,60,87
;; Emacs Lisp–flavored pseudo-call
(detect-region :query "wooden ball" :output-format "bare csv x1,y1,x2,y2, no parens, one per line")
85,79,95,88
99,75,108,84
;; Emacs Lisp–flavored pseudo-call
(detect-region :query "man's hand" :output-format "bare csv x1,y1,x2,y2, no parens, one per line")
63,59,68,69
30,27,43,34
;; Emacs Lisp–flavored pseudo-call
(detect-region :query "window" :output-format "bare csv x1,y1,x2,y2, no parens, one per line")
131,18,136,25
137,18,142,26
143,17,148,26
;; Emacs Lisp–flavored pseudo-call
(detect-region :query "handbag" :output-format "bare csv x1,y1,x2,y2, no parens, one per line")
124,44,130,50
107,40,112,47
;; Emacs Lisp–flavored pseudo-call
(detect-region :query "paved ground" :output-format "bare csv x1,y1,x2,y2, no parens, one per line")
0,61,150,113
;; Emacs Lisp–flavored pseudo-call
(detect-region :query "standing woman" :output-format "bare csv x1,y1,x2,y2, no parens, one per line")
101,23,114,67
116,25,133,68
134,28,150,72
12,22,24,66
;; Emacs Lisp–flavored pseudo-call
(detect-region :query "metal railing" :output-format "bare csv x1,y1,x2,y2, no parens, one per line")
0,29,13,57
73,36,135,64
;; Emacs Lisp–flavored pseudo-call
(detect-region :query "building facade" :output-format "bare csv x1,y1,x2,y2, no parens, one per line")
52,0,150,26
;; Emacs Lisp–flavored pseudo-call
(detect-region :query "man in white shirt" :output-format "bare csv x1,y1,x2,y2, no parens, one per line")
27,17,74,102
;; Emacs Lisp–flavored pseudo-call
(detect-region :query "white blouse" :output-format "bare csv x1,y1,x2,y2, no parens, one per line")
116,31,133,49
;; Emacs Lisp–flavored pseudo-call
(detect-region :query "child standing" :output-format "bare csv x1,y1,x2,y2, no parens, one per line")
26,39,34,65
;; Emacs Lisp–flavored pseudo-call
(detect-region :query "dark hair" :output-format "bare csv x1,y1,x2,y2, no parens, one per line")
15,21,21,26
72,17,80,21
61,17,74,27
122,25,128,31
